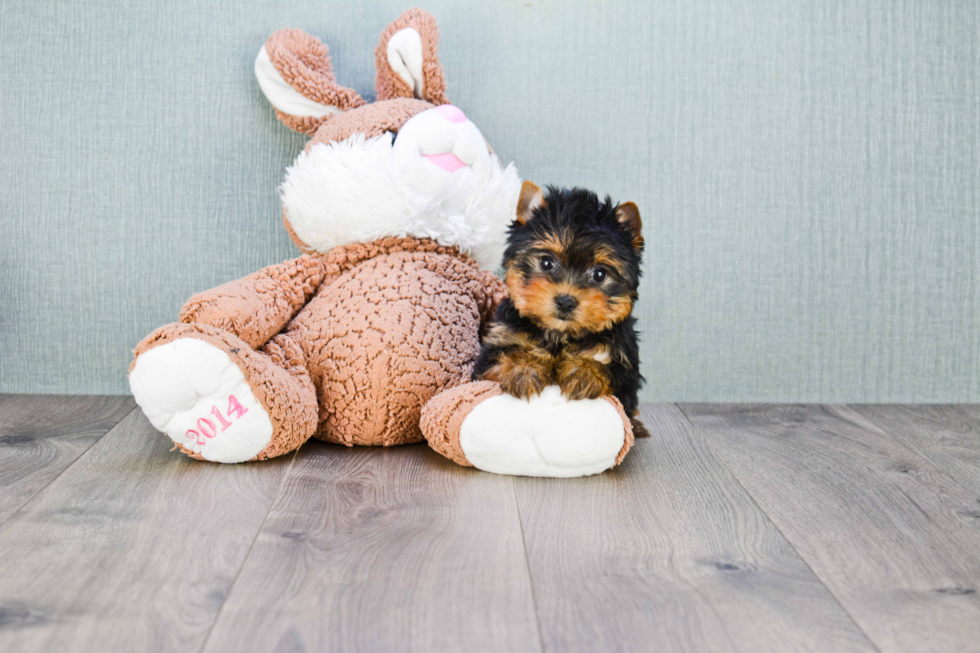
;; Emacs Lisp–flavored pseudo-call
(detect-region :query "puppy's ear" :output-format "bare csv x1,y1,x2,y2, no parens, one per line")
515,181,546,226
375,8,449,105
616,202,644,249
256,29,366,135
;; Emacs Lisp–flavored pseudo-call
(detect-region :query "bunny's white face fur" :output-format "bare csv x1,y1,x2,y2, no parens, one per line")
279,106,521,270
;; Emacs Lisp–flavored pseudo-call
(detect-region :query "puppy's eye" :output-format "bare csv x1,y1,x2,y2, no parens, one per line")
592,267,607,283
540,256,556,271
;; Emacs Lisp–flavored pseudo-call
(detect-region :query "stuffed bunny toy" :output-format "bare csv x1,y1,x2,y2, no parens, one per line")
129,9,634,477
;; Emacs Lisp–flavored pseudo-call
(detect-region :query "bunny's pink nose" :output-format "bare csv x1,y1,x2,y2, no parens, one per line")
435,104,466,123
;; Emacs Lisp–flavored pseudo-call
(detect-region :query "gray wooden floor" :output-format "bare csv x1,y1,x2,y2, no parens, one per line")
0,397,977,653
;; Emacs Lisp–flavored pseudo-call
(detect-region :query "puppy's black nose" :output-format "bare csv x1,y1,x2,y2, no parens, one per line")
554,294,578,314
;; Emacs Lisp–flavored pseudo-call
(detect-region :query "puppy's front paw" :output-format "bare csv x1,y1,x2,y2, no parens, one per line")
480,348,554,399
557,358,611,401
498,363,549,399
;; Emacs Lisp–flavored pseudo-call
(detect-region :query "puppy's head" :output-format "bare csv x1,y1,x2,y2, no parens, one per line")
503,182,644,336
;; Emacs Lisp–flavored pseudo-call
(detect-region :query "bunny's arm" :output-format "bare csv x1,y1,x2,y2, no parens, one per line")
472,270,508,334
481,272,508,327
179,255,329,349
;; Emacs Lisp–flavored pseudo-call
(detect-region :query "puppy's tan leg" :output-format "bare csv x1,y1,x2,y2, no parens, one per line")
556,349,612,401
482,348,554,399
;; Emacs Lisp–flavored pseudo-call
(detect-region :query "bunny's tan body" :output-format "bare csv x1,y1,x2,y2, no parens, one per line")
129,10,516,461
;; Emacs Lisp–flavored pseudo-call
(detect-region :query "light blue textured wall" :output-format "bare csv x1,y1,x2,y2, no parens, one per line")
1,0,977,401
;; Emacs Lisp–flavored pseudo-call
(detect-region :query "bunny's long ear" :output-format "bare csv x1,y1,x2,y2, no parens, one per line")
374,8,449,105
255,29,366,135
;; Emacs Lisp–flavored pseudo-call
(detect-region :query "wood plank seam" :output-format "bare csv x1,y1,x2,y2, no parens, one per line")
847,404,980,499
673,403,884,652
514,402,879,652
0,407,303,651
195,448,301,653
0,403,139,531
678,403,980,651
198,444,543,651
511,478,547,653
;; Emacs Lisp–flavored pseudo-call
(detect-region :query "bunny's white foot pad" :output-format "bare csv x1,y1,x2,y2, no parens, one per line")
459,386,627,478
129,339,273,463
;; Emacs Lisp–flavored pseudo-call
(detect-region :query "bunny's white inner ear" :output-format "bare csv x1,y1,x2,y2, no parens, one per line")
254,46,343,118
387,28,424,99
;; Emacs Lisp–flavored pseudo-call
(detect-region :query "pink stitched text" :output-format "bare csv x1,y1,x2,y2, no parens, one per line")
185,395,249,445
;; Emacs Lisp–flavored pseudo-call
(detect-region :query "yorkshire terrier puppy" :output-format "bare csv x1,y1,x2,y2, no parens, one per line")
473,182,649,437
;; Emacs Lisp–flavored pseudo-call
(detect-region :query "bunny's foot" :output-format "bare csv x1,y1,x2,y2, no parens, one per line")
420,382,634,478
129,323,317,463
